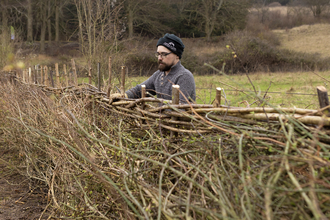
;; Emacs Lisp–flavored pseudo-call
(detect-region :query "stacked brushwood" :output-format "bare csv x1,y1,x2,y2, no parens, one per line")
7,79,330,219
39,82,330,143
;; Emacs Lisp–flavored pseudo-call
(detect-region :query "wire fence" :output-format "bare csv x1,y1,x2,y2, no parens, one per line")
195,87,322,109
3,59,327,110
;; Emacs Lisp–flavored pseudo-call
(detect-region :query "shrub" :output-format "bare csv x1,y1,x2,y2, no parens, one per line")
124,50,158,76
211,30,330,73
0,34,14,69
268,2,282,7
248,6,318,30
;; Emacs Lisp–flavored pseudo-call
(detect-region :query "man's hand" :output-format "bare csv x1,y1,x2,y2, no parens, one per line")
110,93,125,99
109,93,127,104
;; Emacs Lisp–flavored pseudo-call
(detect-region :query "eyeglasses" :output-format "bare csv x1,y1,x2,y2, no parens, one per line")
155,52,172,58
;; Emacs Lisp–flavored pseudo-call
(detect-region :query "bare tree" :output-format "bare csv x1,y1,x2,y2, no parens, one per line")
6,0,32,42
47,0,54,43
39,0,47,52
55,0,60,42
303,0,329,17
205,0,224,41
190,0,224,41
186,0,249,40
1,0,9,43
74,0,122,59
27,0,33,41
125,0,171,38
0,0,11,68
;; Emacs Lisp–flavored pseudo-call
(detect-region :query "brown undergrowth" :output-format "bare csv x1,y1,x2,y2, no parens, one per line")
1,80,330,219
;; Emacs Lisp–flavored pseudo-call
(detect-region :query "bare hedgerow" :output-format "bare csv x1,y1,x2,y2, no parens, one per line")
1,80,330,219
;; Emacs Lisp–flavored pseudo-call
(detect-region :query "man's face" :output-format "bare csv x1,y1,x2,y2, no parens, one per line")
157,46,178,72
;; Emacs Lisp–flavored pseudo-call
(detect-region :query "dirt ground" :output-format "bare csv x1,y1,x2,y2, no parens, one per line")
0,150,50,220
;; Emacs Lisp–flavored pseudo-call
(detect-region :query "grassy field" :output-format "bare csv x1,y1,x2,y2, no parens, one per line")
109,70,330,109
274,24,330,58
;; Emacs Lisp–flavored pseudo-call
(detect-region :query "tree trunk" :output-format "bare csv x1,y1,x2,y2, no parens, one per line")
78,16,83,53
128,3,134,38
40,2,47,53
205,20,211,41
1,0,9,44
202,1,211,41
27,0,33,42
48,0,52,44
202,0,212,41
87,0,92,58
201,0,224,41
315,5,321,17
55,0,60,42
75,0,84,53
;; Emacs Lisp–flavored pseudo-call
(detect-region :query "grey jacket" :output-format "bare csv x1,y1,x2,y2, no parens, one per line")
125,61,196,103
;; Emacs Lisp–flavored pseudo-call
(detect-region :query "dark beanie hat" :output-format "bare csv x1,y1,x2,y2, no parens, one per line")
157,33,185,59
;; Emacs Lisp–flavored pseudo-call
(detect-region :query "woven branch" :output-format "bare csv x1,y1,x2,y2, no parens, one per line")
18,81,330,131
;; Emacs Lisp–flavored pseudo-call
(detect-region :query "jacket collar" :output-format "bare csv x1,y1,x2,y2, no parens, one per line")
166,60,181,76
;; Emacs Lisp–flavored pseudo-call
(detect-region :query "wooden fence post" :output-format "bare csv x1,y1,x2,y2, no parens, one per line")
37,65,40,84
107,57,112,97
71,59,78,86
22,69,26,82
55,63,60,88
34,65,37,84
88,61,92,85
63,64,68,87
44,66,49,87
214,87,222,107
11,71,16,85
141,85,146,110
28,67,32,83
49,67,55,88
120,66,125,96
317,86,329,115
40,65,44,84
97,62,101,91
171,85,180,138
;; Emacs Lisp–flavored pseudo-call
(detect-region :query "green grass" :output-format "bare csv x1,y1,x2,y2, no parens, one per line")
81,70,329,109
113,71,329,109
192,71,328,109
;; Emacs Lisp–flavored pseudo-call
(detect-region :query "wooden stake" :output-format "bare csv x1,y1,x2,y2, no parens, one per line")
172,85,180,105
34,65,37,84
28,67,32,83
71,59,78,86
44,66,49,87
214,87,222,107
88,61,92,85
107,56,112,97
22,69,26,82
171,85,180,138
317,86,329,115
40,65,44,84
141,85,146,110
49,67,55,88
120,66,125,95
11,71,16,85
64,64,68,87
97,62,101,91
55,63,60,88
36,65,39,84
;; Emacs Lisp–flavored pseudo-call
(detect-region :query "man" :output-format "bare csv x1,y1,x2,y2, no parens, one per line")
110,33,196,103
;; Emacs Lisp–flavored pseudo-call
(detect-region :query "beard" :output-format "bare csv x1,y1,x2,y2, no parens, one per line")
158,61,172,72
